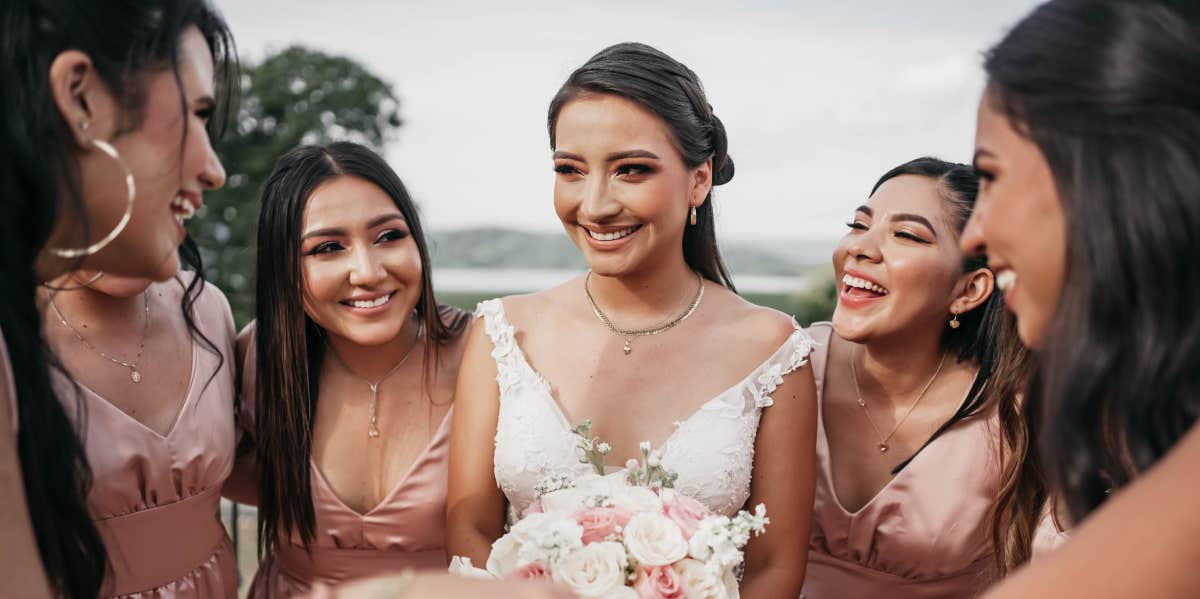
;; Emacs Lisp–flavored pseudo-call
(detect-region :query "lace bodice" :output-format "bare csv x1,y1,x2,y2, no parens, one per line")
477,299,815,524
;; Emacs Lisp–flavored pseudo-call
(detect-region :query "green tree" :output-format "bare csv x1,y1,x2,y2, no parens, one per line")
192,46,403,327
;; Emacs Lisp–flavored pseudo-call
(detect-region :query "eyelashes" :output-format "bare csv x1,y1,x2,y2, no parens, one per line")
844,222,931,244
303,229,410,256
552,163,656,177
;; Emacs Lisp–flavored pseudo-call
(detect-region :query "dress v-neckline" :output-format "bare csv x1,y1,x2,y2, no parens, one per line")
76,336,200,441
493,300,801,466
312,408,453,517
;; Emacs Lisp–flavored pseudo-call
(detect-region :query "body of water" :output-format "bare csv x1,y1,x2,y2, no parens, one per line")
432,268,814,295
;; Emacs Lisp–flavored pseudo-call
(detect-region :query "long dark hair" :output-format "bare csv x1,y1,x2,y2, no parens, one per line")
548,42,737,291
984,0,1200,522
255,142,464,555
0,2,235,597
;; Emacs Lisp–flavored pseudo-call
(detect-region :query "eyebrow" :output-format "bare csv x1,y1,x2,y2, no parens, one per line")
552,149,661,162
301,213,406,240
971,148,995,168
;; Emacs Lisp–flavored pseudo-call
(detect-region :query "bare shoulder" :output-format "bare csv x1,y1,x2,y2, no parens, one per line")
707,285,800,350
495,276,585,331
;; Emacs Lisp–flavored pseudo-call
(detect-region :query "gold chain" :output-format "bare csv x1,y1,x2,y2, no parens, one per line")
584,270,704,355
327,321,422,438
49,291,150,383
850,346,945,454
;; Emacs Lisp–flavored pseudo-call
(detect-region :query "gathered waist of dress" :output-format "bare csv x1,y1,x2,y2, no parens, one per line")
801,551,992,599
95,485,228,596
276,544,447,585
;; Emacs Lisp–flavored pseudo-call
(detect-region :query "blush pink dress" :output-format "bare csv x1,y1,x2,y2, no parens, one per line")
54,278,239,598
239,325,452,599
802,323,1002,599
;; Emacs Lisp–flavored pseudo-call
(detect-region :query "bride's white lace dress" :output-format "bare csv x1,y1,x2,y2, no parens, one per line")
476,299,816,525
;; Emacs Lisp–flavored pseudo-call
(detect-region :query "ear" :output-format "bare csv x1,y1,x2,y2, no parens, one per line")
48,50,118,148
950,267,994,315
690,157,713,208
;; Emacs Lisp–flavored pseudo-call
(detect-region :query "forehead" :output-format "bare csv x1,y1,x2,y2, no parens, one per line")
553,94,678,156
176,26,215,97
867,174,949,229
303,175,402,229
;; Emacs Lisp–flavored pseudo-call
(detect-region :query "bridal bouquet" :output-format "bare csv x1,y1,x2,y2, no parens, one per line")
450,421,769,599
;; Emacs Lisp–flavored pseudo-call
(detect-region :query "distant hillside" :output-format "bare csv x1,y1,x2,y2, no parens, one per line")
427,227,835,276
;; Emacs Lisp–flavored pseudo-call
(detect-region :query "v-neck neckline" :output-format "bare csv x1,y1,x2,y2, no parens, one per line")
76,336,200,440
312,408,453,517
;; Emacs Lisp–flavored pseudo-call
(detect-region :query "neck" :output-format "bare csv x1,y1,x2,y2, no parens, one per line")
43,283,148,337
853,326,948,409
325,317,423,383
587,256,700,326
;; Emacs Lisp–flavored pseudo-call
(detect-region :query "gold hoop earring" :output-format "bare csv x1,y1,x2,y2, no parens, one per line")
41,270,105,291
49,137,136,259
689,205,698,226
949,312,961,329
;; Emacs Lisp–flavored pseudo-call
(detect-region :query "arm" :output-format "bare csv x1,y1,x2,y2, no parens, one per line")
0,357,53,598
222,322,259,505
445,319,508,565
739,355,818,598
982,422,1200,598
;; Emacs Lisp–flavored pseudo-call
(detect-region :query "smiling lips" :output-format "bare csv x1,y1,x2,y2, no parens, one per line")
170,194,200,226
842,273,889,298
341,291,395,309
583,225,642,242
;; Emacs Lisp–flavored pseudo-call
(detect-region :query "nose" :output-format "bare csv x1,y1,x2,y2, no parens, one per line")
960,204,987,257
847,226,883,263
347,245,387,287
578,175,621,223
198,137,226,191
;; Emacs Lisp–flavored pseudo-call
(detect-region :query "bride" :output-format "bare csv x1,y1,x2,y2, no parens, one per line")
446,42,817,596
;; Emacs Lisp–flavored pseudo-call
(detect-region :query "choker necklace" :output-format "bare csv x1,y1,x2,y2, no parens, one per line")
850,347,946,454
50,291,151,383
328,321,422,438
584,270,704,356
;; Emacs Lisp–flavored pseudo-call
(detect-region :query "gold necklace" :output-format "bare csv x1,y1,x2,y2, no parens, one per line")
49,292,150,383
584,270,704,355
328,322,422,438
849,347,946,454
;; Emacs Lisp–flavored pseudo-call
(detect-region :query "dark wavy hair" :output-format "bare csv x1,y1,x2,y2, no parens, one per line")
254,142,467,556
0,1,236,597
548,42,738,291
983,0,1200,522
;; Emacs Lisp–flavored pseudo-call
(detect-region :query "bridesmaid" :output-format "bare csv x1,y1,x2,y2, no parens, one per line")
39,269,238,598
225,142,471,597
963,1,1200,597
803,157,1030,598
0,2,237,596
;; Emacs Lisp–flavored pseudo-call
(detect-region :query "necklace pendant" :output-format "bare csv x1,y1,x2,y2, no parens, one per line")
878,443,889,453
368,425,381,438
130,370,142,383
622,341,632,355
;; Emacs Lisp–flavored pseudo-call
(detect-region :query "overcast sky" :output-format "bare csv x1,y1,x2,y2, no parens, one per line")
216,0,1041,244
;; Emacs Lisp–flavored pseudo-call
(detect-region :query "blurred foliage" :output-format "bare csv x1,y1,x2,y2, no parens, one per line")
192,46,403,327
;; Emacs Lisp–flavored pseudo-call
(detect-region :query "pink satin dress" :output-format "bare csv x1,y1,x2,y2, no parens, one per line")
802,324,1002,599
239,327,452,599
54,279,238,598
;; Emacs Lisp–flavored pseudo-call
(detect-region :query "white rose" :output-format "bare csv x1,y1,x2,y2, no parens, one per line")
551,541,629,598
541,486,590,513
623,512,688,566
486,533,523,577
603,586,640,599
609,486,662,514
487,512,583,576
672,559,726,599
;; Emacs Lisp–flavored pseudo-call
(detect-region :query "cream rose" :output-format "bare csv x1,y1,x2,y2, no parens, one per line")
551,541,629,598
623,512,689,567
610,485,663,514
671,559,726,599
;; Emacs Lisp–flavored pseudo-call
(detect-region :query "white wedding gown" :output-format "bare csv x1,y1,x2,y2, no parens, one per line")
477,299,816,525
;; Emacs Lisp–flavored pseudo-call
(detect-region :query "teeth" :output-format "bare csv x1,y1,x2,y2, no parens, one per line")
842,274,888,295
171,195,197,221
586,226,639,242
996,270,1016,292
350,294,391,309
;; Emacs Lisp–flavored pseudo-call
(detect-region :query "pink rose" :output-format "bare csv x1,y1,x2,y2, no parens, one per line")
572,506,633,545
660,489,712,540
507,561,550,580
521,499,544,518
634,565,685,599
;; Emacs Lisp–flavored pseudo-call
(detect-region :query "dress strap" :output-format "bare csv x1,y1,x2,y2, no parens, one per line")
744,322,817,408
474,299,535,396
